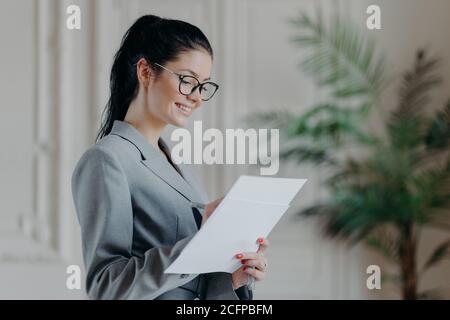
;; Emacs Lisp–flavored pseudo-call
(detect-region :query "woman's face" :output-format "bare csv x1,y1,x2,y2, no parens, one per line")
145,49,213,127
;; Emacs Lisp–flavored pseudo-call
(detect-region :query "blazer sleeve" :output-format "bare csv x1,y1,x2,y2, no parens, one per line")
71,147,199,300
204,272,253,300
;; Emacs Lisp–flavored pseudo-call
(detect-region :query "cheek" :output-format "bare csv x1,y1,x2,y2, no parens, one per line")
160,83,181,105
149,84,174,109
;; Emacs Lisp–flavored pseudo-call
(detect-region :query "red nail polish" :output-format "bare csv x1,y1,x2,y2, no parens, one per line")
236,254,243,259
243,267,247,271
241,260,245,264
258,238,264,243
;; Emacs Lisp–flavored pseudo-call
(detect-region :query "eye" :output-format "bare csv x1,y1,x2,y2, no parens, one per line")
180,76,198,85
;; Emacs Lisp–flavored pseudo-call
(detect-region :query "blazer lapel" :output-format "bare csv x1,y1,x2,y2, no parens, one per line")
109,120,203,204
141,157,201,203
177,163,208,202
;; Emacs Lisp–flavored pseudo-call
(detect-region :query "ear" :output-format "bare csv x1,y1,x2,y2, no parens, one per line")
135,58,153,87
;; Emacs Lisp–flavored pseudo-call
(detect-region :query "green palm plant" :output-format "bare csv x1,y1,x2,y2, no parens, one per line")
249,11,450,299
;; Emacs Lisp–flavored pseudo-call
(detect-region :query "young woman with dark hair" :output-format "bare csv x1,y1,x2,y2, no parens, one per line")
71,15,269,300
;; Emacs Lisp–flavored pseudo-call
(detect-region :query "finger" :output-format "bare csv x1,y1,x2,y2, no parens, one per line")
203,207,213,219
204,197,224,217
257,237,270,254
211,197,224,209
241,258,267,271
235,252,260,260
243,266,266,281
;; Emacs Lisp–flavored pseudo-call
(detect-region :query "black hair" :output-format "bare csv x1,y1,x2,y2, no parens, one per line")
96,14,213,141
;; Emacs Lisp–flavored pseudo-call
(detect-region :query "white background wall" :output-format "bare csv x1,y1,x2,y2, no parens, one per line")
0,0,449,299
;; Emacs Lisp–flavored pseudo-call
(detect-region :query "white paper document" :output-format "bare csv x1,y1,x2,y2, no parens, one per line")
164,175,307,274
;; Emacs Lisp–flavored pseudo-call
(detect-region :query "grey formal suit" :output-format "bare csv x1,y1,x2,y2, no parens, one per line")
71,120,252,300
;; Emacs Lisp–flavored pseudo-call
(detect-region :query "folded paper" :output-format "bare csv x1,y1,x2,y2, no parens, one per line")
164,175,307,274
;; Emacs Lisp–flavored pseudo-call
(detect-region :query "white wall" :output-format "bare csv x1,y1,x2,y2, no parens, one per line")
0,0,449,299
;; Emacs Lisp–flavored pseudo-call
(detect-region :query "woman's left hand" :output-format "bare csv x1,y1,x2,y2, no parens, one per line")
231,237,269,290
201,197,224,227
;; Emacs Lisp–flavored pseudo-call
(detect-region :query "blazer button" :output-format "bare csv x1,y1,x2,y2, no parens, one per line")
180,274,189,278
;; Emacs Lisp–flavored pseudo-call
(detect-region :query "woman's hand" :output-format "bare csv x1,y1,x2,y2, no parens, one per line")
201,197,224,227
231,237,269,290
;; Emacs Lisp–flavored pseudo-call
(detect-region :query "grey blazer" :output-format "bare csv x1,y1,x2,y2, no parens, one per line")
71,120,252,300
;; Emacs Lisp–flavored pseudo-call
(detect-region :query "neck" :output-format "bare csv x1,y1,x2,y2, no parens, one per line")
124,98,166,148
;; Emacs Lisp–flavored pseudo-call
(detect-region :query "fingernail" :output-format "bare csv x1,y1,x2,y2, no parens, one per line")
236,253,243,259
257,238,264,243
243,267,247,271
240,260,246,264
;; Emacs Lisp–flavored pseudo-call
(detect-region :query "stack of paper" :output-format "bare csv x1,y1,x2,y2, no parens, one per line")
164,175,307,274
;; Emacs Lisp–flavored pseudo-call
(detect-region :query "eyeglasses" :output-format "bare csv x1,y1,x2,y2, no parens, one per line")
151,61,219,101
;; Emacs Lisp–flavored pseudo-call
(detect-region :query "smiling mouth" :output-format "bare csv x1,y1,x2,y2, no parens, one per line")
175,102,192,116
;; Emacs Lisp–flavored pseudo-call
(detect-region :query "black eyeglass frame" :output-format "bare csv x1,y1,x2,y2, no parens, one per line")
147,60,219,101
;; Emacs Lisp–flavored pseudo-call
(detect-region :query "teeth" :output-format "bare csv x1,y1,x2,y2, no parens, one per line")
176,103,191,112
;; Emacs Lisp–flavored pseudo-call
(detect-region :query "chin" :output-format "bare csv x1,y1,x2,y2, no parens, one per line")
170,117,188,128
171,102,194,127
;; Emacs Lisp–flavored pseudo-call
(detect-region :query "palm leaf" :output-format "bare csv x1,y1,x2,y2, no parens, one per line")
287,103,378,147
408,163,450,224
421,239,450,273
388,52,442,151
425,100,450,150
289,11,386,107
280,143,334,165
381,273,401,287
365,228,400,263
390,50,441,126
326,157,382,188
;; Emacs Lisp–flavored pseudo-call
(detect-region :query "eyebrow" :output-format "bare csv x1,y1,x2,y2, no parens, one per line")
179,68,211,81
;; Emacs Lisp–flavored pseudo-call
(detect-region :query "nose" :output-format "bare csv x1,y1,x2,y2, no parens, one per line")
187,86,202,103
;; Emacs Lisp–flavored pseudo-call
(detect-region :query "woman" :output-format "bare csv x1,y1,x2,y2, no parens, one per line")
71,14,269,300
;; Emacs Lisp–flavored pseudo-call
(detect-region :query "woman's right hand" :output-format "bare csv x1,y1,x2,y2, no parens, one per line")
201,197,224,226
